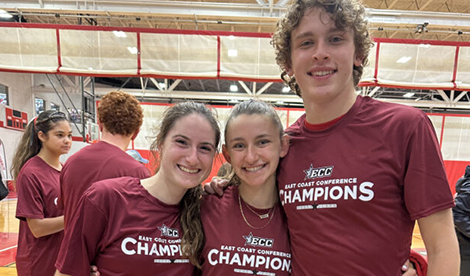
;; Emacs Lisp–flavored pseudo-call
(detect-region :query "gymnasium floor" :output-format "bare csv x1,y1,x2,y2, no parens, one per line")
0,197,427,276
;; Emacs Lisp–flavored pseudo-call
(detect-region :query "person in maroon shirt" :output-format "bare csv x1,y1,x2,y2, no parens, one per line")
59,91,150,228
55,101,220,276
11,110,72,276
270,0,459,275
200,100,291,276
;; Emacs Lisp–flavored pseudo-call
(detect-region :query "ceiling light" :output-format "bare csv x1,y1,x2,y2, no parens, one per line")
228,35,236,40
276,100,285,105
419,43,431,48
282,86,290,93
113,31,127,38
228,49,238,57
127,46,138,55
0,10,13,19
403,92,415,98
230,84,238,92
396,56,412,64
158,82,166,89
229,99,239,103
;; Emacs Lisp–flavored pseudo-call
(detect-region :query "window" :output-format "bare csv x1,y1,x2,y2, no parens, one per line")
0,84,8,105
35,98,45,115
50,102,60,111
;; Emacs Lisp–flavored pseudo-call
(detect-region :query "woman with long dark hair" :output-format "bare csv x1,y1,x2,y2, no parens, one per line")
12,110,72,276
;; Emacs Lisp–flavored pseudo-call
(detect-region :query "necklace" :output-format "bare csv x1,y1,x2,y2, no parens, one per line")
243,198,273,219
238,194,276,230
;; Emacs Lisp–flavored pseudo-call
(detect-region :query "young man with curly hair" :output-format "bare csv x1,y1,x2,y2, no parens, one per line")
58,91,150,227
271,0,459,275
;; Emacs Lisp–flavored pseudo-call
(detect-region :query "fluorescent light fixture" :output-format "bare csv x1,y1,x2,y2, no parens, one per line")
396,56,412,63
113,31,127,38
88,67,93,71
403,92,415,98
229,99,239,103
230,84,238,92
228,35,236,40
419,43,431,48
228,49,238,57
0,10,13,19
282,86,290,93
276,100,285,105
127,47,138,54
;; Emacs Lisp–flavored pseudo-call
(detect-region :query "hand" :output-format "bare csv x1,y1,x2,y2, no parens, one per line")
203,177,229,196
401,259,418,276
90,265,100,276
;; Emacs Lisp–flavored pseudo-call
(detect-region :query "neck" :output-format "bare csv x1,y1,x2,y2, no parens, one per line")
36,149,61,171
100,130,132,151
304,88,357,124
141,172,187,205
238,180,278,209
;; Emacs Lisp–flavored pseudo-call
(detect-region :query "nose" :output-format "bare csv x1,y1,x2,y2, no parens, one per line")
245,145,258,164
312,40,329,61
186,146,199,166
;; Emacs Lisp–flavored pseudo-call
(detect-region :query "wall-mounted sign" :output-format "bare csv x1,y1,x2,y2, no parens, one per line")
6,107,28,130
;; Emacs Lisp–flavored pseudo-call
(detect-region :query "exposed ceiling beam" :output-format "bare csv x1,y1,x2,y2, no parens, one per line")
4,1,470,29
437,89,451,102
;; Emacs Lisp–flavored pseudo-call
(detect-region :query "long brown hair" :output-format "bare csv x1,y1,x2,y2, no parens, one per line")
11,110,69,180
150,101,220,268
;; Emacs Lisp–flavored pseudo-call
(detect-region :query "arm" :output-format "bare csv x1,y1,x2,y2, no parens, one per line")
453,182,470,238
26,216,64,238
418,208,460,276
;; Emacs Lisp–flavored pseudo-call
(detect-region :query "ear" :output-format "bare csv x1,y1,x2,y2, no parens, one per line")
285,65,294,76
354,54,363,67
131,129,140,141
98,121,104,132
279,134,290,158
38,131,47,143
222,144,231,163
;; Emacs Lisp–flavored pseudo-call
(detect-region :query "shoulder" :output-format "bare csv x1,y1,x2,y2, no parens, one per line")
201,186,236,212
285,113,306,137
360,96,427,121
84,176,140,201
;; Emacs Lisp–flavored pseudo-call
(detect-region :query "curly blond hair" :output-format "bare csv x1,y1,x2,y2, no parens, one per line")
97,91,143,136
271,0,374,97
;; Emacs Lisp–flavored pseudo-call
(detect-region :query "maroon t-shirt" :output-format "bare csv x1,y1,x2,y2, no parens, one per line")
15,156,63,276
278,96,454,275
200,186,291,276
56,177,195,276
59,141,150,227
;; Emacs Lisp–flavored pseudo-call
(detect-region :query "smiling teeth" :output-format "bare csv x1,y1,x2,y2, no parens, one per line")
179,166,199,173
246,165,263,172
312,70,333,76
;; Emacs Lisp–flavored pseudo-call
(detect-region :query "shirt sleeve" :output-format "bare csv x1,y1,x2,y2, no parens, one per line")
15,171,45,220
55,193,108,276
404,114,454,220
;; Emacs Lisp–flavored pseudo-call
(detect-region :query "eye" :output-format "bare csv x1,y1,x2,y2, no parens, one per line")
57,133,64,138
257,139,271,147
232,143,245,150
299,40,313,48
330,36,343,43
175,139,188,146
199,145,214,153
